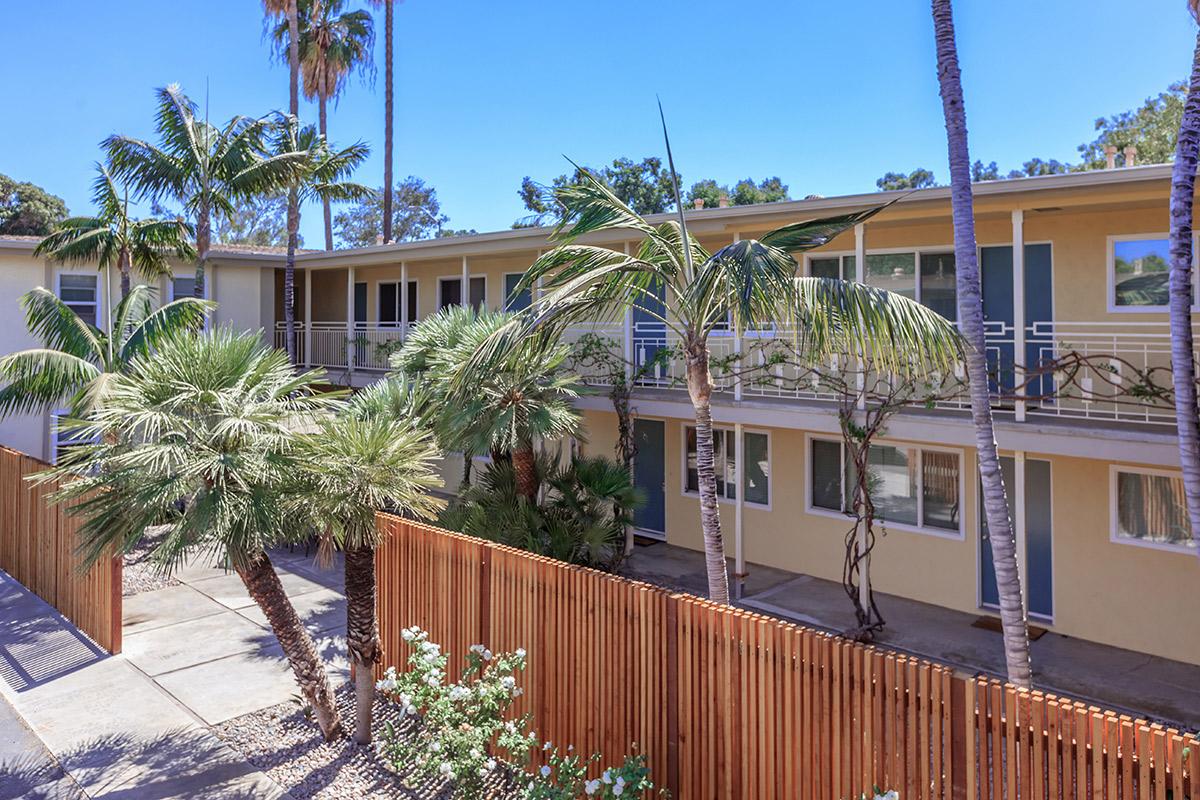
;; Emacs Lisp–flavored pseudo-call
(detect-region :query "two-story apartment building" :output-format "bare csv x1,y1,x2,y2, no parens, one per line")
2,162,1197,667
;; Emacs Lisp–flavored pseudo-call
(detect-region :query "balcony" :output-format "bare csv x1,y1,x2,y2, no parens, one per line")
276,319,1197,428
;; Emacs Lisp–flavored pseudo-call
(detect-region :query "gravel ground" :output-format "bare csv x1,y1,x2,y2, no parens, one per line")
121,526,181,596
213,686,520,800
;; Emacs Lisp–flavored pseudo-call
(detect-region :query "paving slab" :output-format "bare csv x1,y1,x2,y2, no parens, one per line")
188,570,327,610
122,583,228,635
122,609,279,677
0,690,84,800
234,587,346,635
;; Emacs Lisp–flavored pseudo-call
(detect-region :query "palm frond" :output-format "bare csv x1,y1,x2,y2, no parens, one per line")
19,288,103,359
0,349,100,416
760,200,898,252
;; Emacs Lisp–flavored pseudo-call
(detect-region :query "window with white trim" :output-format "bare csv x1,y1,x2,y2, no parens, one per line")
809,437,962,534
809,254,856,281
439,276,485,311
170,275,196,301
504,273,532,312
57,273,98,326
1109,235,1198,309
51,410,98,465
379,280,417,325
684,426,769,506
809,251,957,321
1111,467,1194,551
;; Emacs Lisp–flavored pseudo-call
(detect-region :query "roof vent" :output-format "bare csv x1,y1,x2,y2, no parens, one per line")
1105,145,1118,170
693,198,705,209
718,194,729,208
1124,145,1137,168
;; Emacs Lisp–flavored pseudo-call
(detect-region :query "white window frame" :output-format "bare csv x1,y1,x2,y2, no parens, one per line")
804,433,966,540
1108,464,1196,554
1106,233,1200,313
377,279,419,326
679,422,771,510
54,270,101,327
168,272,205,303
50,408,99,465
437,274,487,311
503,272,533,312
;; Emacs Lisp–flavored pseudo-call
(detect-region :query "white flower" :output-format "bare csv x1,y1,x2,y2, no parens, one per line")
513,687,524,697
875,793,899,800
584,779,601,795
540,765,551,777
438,761,452,775
602,770,612,784
613,785,624,796
449,685,471,701
515,647,527,658
482,649,493,661
543,741,553,751
469,644,485,655
500,676,516,691
404,704,418,716
431,741,441,752
567,744,574,752
616,776,625,787
401,628,416,642
486,758,496,771
478,766,489,778
469,748,481,759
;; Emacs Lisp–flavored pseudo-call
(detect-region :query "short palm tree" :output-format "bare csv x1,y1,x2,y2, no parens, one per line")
499,166,962,604
270,114,373,361
293,410,444,745
104,84,308,298
42,328,347,739
280,0,374,250
932,0,1031,686
34,165,195,299
0,284,210,420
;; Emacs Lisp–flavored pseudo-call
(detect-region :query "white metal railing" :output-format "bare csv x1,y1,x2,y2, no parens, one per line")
273,322,408,373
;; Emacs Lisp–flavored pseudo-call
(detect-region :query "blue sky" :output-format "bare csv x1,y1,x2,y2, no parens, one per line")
0,1,1192,245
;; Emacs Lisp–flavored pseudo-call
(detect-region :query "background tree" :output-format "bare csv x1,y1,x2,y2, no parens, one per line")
686,176,791,208
285,0,374,250
368,0,396,244
105,84,307,298
1011,157,1070,177
1078,81,1187,168
334,176,450,246
212,194,292,247
35,165,194,298
933,0,1032,688
1169,4,1200,555
875,168,938,190
515,156,678,227
0,174,68,235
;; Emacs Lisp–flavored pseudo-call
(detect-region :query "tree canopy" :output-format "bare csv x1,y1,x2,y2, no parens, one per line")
0,174,68,236
213,193,293,248
687,176,790,209
334,176,458,247
876,168,938,190
515,156,677,227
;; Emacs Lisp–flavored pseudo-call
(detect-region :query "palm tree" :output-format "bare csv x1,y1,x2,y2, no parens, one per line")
34,165,195,299
495,170,961,604
0,285,210,420
104,84,308,299
293,410,444,745
932,0,1032,687
368,0,395,244
42,328,347,739
270,115,373,361
283,0,374,250
1170,3,1200,557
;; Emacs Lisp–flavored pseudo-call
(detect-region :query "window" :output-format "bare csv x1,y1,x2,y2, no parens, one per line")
51,410,98,465
439,276,486,311
809,254,855,281
170,275,196,301
504,273,532,312
809,437,961,535
919,252,957,321
57,273,98,326
866,253,917,301
809,251,956,320
684,426,769,506
1107,236,1200,310
1111,467,1194,551
379,281,418,325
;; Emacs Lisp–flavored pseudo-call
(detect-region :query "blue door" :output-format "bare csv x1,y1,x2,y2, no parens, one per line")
632,419,665,534
980,457,1053,620
632,279,667,383
980,245,1054,397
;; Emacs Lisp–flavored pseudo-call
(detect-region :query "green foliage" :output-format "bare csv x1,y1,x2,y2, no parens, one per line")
516,156,678,227
1077,81,1185,168
439,454,640,569
875,168,938,190
278,0,375,104
213,193,292,247
686,176,790,209
334,176,449,247
0,174,68,235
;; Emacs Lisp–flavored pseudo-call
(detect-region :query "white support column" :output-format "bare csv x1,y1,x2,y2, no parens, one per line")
1012,210,1027,422
461,256,470,309
346,266,356,377
854,223,867,411
734,421,746,592
303,267,312,368
535,249,544,303
622,242,633,381
732,232,744,403
400,261,409,336
1014,450,1028,607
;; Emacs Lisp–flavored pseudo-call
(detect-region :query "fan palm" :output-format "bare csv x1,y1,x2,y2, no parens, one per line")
104,84,308,299
34,165,195,299
293,410,444,745
270,115,373,361
41,328,347,738
932,0,1031,687
0,284,210,421
279,0,374,250
494,155,962,603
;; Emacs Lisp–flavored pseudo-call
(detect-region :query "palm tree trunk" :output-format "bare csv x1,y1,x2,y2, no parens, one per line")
287,0,299,116
381,0,394,244
319,90,333,251
684,338,730,604
932,0,1031,688
236,551,344,740
117,248,131,299
195,203,210,300
285,192,301,363
513,444,539,501
1170,23,1200,556
344,543,379,745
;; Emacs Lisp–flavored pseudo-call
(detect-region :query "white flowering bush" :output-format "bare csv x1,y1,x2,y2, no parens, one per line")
850,790,898,800
375,627,658,798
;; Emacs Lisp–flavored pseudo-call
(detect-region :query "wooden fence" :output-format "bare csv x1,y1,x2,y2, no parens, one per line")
0,446,122,654
375,515,1196,800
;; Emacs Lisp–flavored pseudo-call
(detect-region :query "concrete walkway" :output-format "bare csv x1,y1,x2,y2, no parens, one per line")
622,538,1200,733
0,547,346,799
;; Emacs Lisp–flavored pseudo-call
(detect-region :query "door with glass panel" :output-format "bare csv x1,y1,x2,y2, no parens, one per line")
979,456,1053,620
632,278,667,385
632,419,665,535
980,244,1054,398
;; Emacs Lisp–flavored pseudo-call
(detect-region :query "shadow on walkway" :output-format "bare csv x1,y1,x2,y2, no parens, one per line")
0,573,107,694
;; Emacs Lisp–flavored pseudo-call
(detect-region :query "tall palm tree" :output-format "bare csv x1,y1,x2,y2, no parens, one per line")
43,329,347,739
495,170,962,604
283,0,374,250
293,410,444,745
368,0,395,244
1170,2,1200,557
34,165,195,299
932,0,1032,687
270,115,373,361
104,84,308,299
0,285,210,420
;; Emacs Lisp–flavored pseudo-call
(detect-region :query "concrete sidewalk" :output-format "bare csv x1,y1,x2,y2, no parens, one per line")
622,538,1200,732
